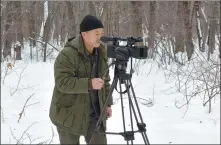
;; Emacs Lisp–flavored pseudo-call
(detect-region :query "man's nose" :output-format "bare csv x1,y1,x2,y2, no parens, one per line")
98,35,102,39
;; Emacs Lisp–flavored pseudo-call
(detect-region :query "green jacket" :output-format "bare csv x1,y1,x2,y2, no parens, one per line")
49,35,113,135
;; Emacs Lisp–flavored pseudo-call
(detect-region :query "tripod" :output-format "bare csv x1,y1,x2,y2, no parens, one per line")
88,60,150,145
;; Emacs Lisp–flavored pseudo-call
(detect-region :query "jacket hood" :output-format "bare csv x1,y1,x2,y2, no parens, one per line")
65,35,107,59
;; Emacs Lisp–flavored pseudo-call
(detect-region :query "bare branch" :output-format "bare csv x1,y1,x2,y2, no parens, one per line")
1,107,5,123
10,63,28,97
16,122,38,144
10,127,19,143
17,93,35,123
29,36,60,52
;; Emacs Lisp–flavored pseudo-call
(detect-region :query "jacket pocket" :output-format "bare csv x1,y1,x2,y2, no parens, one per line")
55,105,75,127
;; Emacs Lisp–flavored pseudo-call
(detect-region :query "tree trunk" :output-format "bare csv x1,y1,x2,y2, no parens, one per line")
4,1,14,60
60,2,66,43
43,2,56,62
14,2,23,45
148,1,156,58
1,1,7,62
66,1,76,38
88,2,96,16
183,1,194,61
195,1,202,51
199,3,208,52
27,2,36,59
14,45,21,60
113,1,119,36
35,1,44,40
101,2,110,36
52,2,59,42
73,2,83,39
175,2,185,54
131,1,143,37
21,2,29,40
207,2,217,60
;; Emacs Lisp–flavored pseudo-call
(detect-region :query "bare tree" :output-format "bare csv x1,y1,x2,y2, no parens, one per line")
2,1,15,60
175,2,185,54
207,2,219,60
42,1,58,62
66,1,76,38
148,1,156,58
195,1,202,51
183,1,194,61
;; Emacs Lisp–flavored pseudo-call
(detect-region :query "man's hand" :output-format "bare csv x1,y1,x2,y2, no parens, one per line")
106,106,112,118
92,78,104,90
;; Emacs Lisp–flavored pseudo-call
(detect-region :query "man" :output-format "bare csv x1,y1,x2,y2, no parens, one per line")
49,15,113,144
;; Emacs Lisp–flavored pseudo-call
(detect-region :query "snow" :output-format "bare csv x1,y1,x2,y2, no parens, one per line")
1,53,220,144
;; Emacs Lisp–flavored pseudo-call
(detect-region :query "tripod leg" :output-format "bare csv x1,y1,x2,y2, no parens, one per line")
124,80,146,144
127,83,134,145
119,79,129,145
88,77,118,144
125,79,150,145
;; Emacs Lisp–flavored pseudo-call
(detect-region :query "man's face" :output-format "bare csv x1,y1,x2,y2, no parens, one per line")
82,28,104,48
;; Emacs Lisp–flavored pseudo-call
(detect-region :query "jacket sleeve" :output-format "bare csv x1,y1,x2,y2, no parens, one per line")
54,51,90,94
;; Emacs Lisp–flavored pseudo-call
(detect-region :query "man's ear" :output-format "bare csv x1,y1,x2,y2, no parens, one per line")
81,32,84,37
81,32,87,38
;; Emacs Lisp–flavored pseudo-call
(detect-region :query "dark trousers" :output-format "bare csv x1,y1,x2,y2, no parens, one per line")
57,121,107,144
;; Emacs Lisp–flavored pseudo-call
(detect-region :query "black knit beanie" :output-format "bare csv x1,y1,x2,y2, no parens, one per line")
80,15,104,32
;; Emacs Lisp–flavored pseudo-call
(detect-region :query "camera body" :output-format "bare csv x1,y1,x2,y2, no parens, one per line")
101,36,148,61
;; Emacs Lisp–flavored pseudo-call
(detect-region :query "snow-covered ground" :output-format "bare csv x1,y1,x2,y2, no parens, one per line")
1,56,220,144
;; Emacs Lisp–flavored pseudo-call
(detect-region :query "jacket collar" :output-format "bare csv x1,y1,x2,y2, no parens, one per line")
66,35,107,59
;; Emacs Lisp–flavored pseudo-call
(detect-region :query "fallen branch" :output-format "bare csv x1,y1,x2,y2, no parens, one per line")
18,93,35,123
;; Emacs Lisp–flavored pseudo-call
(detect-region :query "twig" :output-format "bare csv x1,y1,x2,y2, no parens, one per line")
2,65,9,84
31,32,61,52
18,93,35,123
48,126,55,144
29,37,44,45
182,83,190,118
152,84,155,103
1,62,24,80
203,92,220,106
14,85,35,92
26,133,32,144
10,63,28,97
23,133,43,144
10,127,19,143
32,136,44,144
16,122,38,145
25,102,40,108
174,82,194,117
145,62,153,77
1,107,4,123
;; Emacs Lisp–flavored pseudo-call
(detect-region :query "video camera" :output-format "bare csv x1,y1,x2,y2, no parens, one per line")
101,36,148,61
